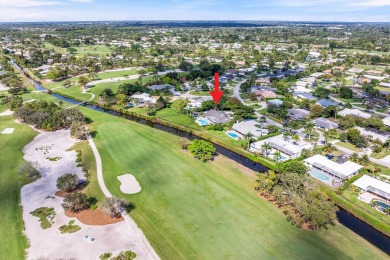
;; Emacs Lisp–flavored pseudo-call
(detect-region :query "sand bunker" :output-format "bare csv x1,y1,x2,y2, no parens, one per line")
1,128,14,134
0,110,13,117
117,174,142,194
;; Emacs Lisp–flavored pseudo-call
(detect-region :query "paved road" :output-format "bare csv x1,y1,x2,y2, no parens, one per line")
87,135,160,260
233,79,247,104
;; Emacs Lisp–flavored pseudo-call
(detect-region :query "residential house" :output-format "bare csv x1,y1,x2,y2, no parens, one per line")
293,93,317,101
203,110,232,124
313,118,339,130
317,98,339,108
232,120,269,139
147,84,181,96
353,175,390,201
267,99,284,107
379,82,390,88
255,90,277,100
131,93,156,106
338,108,371,119
304,154,362,180
287,108,310,120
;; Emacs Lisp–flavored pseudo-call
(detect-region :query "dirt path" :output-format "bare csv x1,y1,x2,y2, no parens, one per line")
87,135,161,260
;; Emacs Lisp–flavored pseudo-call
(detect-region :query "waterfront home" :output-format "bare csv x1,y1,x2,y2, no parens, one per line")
232,120,269,139
131,93,156,106
353,175,390,202
304,154,363,181
203,110,232,124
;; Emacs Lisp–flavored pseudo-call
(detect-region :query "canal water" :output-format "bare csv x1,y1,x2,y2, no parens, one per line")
11,59,390,255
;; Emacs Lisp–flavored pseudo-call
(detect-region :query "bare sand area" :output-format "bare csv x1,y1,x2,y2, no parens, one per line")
21,129,148,259
117,174,142,194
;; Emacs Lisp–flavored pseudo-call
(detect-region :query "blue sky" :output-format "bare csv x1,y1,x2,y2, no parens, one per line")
1,0,390,22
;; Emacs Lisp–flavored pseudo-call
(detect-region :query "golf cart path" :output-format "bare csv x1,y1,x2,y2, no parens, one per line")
87,135,160,260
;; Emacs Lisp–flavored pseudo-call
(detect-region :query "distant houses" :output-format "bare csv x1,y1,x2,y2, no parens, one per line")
130,93,156,106
147,84,181,96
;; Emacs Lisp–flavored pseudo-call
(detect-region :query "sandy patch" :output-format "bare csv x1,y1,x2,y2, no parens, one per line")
0,109,13,117
65,209,124,225
21,130,145,260
1,128,14,134
117,174,142,194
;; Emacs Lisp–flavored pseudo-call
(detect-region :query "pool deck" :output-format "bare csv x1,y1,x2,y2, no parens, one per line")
309,169,340,187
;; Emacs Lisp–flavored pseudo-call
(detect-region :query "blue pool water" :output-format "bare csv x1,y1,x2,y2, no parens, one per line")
197,119,210,126
311,171,330,181
227,132,239,139
374,200,390,211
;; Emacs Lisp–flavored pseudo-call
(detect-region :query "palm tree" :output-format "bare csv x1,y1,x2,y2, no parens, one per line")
244,132,254,150
274,151,282,162
261,142,272,156
360,154,370,166
305,121,314,140
350,153,360,163
324,143,335,153
324,131,331,144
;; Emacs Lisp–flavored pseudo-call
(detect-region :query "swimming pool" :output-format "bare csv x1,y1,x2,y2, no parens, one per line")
271,154,287,161
373,200,390,212
196,118,210,126
310,170,330,181
226,131,240,140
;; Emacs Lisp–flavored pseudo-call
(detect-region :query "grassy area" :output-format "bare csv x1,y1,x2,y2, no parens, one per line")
376,87,390,93
58,220,81,234
371,149,390,159
342,187,390,227
190,90,211,96
0,115,37,259
69,141,105,207
336,142,362,152
44,69,138,90
336,97,363,104
155,108,202,130
44,43,112,55
30,207,56,229
76,107,388,260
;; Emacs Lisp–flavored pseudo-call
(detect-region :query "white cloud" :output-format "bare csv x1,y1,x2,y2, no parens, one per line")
348,0,390,7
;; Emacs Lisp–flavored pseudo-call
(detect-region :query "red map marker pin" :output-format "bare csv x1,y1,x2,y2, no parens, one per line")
210,72,224,104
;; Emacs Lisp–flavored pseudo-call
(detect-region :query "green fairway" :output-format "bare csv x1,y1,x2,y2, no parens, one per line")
77,107,388,260
0,115,37,259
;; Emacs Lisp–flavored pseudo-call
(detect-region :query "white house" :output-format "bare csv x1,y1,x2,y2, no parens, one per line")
353,175,390,201
131,93,156,106
338,108,371,119
304,154,362,180
231,120,269,139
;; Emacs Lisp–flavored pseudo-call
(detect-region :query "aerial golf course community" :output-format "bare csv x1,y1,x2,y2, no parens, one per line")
1,19,390,260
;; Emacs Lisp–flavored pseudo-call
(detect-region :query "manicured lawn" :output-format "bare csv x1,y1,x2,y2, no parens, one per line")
336,142,362,152
342,188,390,228
69,141,105,207
376,87,390,93
44,69,138,90
371,149,390,159
190,90,211,96
76,107,388,260
155,108,202,130
0,115,37,259
336,97,363,104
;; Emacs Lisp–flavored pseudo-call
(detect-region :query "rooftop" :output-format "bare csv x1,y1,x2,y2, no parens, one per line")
353,175,390,200
305,154,362,179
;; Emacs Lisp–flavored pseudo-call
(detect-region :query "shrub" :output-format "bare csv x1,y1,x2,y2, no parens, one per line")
56,173,79,192
111,250,137,260
30,207,56,229
99,253,112,260
102,197,128,218
187,139,216,162
62,193,89,213
19,161,40,178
